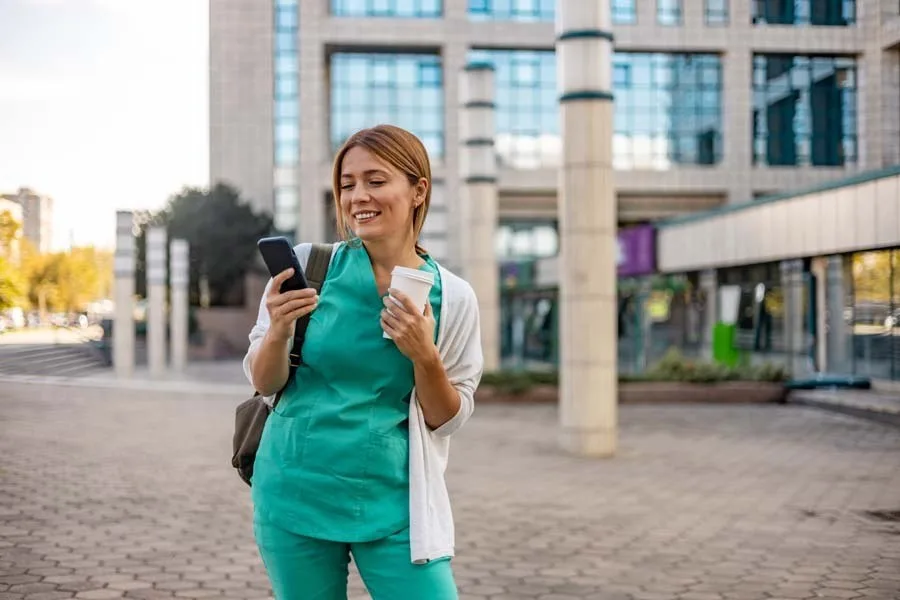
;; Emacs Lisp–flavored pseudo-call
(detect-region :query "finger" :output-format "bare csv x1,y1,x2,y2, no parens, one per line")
388,288,422,315
383,295,406,315
277,296,318,317
268,268,295,294
284,304,317,321
380,315,399,338
423,301,433,317
270,289,317,311
381,308,403,331
282,288,317,301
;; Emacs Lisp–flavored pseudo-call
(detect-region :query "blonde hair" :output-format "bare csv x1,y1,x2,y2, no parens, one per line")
332,124,431,254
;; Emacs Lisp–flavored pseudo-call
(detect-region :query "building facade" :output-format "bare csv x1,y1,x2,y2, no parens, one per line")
210,0,900,268
657,165,900,385
1,188,53,254
209,0,900,369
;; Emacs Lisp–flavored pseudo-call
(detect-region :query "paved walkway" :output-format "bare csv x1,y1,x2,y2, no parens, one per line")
1,379,899,600
791,389,900,423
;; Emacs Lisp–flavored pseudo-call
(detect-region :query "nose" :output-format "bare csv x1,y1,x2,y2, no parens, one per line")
349,182,370,204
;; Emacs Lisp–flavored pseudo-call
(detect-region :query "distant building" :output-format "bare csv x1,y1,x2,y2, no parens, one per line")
1,188,53,253
0,196,24,263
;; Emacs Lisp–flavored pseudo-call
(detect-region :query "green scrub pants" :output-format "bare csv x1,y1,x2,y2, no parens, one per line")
254,515,458,600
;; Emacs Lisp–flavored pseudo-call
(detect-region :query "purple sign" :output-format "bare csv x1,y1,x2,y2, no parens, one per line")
617,225,656,277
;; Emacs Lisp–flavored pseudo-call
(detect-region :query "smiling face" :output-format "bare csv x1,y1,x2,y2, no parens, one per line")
338,145,427,245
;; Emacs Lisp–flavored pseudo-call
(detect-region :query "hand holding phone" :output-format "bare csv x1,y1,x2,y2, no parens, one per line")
257,237,318,341
258,236,309,292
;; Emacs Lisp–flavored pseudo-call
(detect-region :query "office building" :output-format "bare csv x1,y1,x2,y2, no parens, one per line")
210,0,899,267
1,188,53,254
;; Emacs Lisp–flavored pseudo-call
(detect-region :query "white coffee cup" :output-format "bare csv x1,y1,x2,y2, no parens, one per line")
383,266,435,339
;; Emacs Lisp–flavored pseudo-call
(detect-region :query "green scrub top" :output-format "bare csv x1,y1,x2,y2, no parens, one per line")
252,242,443,543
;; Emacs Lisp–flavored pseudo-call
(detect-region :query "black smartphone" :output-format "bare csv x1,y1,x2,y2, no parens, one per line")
257,236,310,292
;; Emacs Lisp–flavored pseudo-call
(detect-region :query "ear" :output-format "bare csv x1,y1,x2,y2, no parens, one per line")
413,178,428,207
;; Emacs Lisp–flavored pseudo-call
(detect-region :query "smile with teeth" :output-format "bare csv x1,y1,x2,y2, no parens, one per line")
354,211,381,223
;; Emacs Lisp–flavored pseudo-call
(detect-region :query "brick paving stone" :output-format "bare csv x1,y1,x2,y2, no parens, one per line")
73,592,124,600
23,593,75,600
3,382,900,599
120,591,173,600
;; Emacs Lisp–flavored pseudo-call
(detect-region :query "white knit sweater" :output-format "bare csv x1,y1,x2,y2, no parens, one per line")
242,242,483,564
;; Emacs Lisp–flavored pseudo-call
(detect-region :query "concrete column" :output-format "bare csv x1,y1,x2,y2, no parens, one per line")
297,0,327,243
810,257,828,372
699,269,718,360
459,63,500,373
113,211,135,379
170,239,190,373
556,0,617,457
146,227,168,378
780,259,808,376
826,255,851,373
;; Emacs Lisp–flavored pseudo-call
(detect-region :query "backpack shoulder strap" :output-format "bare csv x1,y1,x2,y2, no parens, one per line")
274,243,334,406
304,243,333,293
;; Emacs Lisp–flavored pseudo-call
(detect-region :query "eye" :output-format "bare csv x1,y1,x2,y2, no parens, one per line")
340,183,354,191
369,180,385,186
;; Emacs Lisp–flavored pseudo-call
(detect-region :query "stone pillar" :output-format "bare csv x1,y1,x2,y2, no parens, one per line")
146,227,168,378
460,62,500,372
699,269,718,360
556,0,617,457
113,211,135,379
780,259,808,377
170,239,190,373
826,255,851,373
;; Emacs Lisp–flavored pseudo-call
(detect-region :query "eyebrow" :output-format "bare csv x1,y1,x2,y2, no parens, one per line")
341,169,388,179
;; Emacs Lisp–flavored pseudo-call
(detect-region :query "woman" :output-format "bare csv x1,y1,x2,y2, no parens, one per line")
243,124,483,599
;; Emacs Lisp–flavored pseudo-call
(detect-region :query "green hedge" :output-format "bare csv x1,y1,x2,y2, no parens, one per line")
482,349,789,395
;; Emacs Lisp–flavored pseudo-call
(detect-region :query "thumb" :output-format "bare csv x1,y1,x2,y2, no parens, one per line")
423,300,433,317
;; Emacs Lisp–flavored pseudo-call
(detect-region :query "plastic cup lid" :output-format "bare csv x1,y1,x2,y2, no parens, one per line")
391,265,435,285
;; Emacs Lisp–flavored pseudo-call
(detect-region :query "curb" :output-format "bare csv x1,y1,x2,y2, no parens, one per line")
0,373,251,396
790,395,900,428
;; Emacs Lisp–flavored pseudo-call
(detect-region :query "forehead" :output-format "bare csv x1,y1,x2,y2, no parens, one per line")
340,146,395,177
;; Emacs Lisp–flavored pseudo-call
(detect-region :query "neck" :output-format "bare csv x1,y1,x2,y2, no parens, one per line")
362,235,421,273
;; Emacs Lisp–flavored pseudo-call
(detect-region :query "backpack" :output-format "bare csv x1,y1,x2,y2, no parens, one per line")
231,243,333,486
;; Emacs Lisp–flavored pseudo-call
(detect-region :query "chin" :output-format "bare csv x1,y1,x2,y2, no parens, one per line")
351,225,386,242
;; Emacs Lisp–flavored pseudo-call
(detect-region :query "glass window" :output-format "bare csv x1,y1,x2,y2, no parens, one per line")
468,0,554,21
705,0,728,24
614,52,723,169
331,0,442,18
657,0,682,25
274,187,298,233
752,54,857,167
495,220,558,259
468,49,559,170
611,0,637,24
752,0,855,26
848,250,900,381
330,53,444,158
274,0,300,173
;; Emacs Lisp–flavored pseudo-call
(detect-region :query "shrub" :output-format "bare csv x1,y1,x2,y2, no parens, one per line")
481,348,789,394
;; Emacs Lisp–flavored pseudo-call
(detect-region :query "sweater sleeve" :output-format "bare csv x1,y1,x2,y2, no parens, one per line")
431,277,483,438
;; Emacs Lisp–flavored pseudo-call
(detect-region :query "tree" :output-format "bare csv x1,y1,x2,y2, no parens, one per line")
135,184,273,306
0,256,25,310
22,249,59,318
0,210,21,261
0,210,25,309
20,244,112,317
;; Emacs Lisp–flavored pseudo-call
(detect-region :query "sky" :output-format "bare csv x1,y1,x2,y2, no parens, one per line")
0,0,208,250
